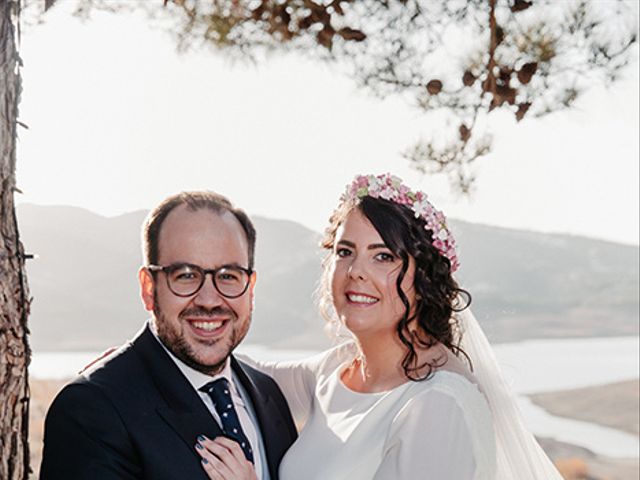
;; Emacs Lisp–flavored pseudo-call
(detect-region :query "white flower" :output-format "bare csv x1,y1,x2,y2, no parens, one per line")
368,178,382,196
437,229,449,241
412,198,433,218
379,186,395,200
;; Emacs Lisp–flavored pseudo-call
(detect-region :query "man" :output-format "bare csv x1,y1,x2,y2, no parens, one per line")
40,192,297,479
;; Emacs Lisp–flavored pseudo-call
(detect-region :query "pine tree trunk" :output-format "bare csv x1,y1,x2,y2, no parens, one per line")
0,0,32,478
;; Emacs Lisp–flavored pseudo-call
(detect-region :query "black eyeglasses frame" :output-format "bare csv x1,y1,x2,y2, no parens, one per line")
147,263,253,299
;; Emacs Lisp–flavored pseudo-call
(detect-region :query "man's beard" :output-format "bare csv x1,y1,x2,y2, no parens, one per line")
153,293,250,375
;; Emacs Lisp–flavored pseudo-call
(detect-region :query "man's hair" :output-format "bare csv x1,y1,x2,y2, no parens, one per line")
142,191,256,269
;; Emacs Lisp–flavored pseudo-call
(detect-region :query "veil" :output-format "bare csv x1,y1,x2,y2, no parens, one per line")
457,308,564,479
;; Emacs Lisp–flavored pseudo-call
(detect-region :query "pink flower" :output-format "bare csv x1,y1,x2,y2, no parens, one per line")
342,173,460,272
355,176,369,188
378,186,395,200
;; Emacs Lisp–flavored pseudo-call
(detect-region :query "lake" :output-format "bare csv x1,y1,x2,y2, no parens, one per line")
29,336,639,458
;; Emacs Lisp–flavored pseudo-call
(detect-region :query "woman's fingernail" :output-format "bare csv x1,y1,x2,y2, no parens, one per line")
195,443,203,450
197,435,206,442
202,458,209,465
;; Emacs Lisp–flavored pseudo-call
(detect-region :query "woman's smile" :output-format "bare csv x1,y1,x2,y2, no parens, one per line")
331,209,416,336
345,291,379,305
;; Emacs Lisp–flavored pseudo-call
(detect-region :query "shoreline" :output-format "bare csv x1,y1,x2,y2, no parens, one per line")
538,437,639,480
530,379,639,480
529,379,639,436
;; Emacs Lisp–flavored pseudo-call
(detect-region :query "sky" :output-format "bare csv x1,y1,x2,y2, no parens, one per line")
15,1,640,246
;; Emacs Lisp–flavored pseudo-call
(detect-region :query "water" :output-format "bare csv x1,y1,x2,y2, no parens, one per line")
517,396,638,458
30,336,639,458
493,336,639,394
491,336,639,458
28,345,320,380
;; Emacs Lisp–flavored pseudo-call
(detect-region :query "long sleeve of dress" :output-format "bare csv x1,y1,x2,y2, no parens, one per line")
237,345,351,426
373,386,495,480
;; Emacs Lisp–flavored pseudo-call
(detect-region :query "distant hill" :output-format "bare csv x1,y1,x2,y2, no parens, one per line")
17,204,639,351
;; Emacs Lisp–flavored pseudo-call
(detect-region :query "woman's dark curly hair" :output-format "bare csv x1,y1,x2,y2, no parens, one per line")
318,195,472,381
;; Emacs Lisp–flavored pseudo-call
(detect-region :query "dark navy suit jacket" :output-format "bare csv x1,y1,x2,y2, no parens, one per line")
39,324,297,479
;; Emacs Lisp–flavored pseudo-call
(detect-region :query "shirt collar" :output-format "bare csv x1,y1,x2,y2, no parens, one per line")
149,321,237,394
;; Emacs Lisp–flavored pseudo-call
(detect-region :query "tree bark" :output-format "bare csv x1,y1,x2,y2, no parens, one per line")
0,0,31,478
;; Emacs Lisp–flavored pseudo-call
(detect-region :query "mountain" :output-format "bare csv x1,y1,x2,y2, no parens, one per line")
16,204,639,351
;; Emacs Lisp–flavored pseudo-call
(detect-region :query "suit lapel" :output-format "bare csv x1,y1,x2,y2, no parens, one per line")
133,326,223,452
133,326,292,479
232,356,288,480
156,406,223,451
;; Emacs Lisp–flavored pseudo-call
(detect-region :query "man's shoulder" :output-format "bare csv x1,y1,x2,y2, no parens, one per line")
50,348,127,407
94,338,136,367
58,329,155,405
80,340,140,383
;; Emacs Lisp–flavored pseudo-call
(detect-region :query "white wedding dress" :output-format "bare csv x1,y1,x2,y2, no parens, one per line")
242,308,564,480
243,342,496,479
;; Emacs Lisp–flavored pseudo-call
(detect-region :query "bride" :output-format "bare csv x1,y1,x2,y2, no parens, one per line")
196,173,564,480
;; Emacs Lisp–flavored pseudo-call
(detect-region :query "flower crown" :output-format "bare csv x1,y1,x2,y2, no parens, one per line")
342,173,460,272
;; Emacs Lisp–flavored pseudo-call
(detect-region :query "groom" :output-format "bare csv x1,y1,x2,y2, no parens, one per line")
40,191,297,479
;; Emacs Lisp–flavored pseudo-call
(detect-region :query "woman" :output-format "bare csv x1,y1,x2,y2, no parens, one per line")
197,173,563,480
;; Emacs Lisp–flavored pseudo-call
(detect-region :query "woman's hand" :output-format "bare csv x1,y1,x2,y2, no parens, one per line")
196,435,258,480
79,346,118,373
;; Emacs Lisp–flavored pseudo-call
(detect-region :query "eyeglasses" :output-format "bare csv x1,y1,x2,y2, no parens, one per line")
147,263,253,299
